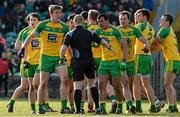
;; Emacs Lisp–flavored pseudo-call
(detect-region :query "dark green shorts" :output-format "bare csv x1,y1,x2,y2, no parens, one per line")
98,60,121,77
26,64,39,77
135,54,152,75
127,60,135,76
94,58,101,73
67,66,73,78
165,60,180,74
39,54,61,72
20,60,28,78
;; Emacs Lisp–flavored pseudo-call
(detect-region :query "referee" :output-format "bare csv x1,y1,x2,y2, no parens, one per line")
60,15,112,114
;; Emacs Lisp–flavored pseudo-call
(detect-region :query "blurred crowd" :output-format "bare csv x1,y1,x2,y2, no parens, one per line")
0,0,154,97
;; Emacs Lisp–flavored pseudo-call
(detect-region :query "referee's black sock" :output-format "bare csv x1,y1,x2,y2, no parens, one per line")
74,89,82,112
90,87,99,109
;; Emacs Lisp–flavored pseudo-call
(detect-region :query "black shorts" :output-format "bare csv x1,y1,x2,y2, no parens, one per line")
71,58,95,81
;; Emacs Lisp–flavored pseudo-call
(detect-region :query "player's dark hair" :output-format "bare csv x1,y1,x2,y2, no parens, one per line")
67,13,76,21
97,13,109,21
31,13,40,20
163,14,173,25
137,8,151,20
80,11,88,20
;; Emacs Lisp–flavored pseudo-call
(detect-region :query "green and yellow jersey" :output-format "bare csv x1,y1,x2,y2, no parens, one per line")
35,19,69,56
95,25,123,61
87,24,102,58
65,48,71,66
118,25,143,61
17,27,30,42
157,26,180,61
17,27,30,60
22,28,41,64
135,21,155,55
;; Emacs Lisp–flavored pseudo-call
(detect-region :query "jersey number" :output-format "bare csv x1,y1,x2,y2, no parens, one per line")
147,32,153,42
31,40,39,47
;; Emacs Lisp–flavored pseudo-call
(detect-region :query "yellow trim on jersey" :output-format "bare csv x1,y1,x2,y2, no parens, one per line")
88,24,102,58
135,22,155,55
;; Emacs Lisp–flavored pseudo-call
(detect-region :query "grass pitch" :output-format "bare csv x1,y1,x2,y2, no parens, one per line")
0,98,179,117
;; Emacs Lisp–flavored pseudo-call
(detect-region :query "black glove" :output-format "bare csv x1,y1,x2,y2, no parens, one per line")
24,61,31,69
18,48,25,58
141,46,149,53
59,57,66,65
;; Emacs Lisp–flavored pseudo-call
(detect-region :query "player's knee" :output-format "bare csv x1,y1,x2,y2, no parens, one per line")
68,86,73,94
99,80,106,89
61,77,68,84
33,83,39,90
88,79,96,88
73,81,83,90
164,81,171,89
121,79,129,88
40,81,47,88
20,85,28,91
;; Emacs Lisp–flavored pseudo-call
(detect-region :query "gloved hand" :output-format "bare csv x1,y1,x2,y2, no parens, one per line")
141,46,149,53
18,48,25,58
59,57,66,65
120,59,127,71
24,61,31,69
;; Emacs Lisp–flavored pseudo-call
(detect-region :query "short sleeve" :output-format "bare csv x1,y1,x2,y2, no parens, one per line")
63,33,72,46
17,27,29,41
136,22,147,32
157,27,170,39
134,27,143,38
114,28,124,41
60,21,69,34
35,22,44,34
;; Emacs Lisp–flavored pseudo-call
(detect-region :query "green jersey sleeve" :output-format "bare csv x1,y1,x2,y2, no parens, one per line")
157,26,170,39
94,28,101,36
136,22,147,32
35,19,49,33
113,27,123,41
133,26,143,38
60,21,69,34
17,27,29,41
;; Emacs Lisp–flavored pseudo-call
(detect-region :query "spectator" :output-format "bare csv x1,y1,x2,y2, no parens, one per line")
0,33,6,58
0,51,13,97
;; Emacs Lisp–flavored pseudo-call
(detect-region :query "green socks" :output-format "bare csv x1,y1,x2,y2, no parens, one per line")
127,100,133,108
136,100,142,111
8,99,15,106
169,105,175,110
38,103,44,111
81,101,84,109
100,102,106,111
109,95,116,101
31,104,36,111
61,100,67,109
126,102,130,110
118,103,123,110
